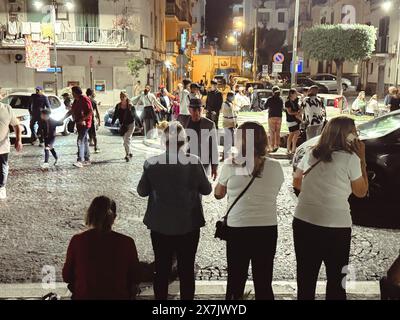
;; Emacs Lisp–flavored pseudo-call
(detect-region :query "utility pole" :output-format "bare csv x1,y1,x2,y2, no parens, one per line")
51,0,58,95
291,0,300,88
252,7,258,81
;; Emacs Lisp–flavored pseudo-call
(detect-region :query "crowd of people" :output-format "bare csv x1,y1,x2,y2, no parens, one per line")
0,77,398,300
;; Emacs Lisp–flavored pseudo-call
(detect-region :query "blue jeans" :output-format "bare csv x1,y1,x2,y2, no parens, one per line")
77,127,90,162
0,153,8,188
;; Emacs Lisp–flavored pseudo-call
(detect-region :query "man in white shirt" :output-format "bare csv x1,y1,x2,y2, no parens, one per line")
0,102,22,200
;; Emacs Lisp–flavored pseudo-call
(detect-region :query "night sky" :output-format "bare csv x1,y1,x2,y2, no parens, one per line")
206,0,236,41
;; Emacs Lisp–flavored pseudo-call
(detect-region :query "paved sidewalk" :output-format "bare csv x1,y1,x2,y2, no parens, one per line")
0,281,380,300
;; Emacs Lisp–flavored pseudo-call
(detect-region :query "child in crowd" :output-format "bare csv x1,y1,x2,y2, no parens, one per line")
38,109,63,169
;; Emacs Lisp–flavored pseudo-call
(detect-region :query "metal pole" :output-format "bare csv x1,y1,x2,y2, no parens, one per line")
51,2,58,95
395,5,400,86
252,7,258,81
291,0,300,88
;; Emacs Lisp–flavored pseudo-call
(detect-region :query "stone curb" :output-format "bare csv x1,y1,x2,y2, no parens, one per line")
0,281,380,300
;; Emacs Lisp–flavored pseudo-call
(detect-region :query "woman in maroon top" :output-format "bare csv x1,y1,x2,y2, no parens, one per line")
63,196,140,300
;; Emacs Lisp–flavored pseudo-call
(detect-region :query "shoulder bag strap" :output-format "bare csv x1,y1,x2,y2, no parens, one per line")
303,159,322,177
224,175,257,220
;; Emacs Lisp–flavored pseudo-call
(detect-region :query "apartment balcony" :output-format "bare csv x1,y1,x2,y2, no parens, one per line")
166,41,179,55
166,0,192,28
0,26,131,51
375,35,389,54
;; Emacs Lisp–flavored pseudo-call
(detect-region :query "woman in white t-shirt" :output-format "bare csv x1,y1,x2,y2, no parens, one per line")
292,116,369,300
215,122,284,300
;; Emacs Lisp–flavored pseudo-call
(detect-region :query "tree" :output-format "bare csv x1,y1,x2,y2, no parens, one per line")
302,24,376,95
127,58,146,78
239,28,286,75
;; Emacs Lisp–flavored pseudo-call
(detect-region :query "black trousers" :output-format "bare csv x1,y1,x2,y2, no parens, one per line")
226,226,277,300
206,111,220,129
293,218,351,300
151,229,200,300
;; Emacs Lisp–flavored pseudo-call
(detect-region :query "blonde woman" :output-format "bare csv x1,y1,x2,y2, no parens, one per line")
293,117,369,300
351,91,367,115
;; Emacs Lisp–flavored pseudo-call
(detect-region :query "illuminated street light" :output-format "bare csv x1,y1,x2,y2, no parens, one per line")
33,0,43,9
65,1,75,11
227,35,236,45
382,0,393,11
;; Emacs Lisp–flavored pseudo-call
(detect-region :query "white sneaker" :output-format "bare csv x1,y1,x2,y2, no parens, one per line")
41,162,50,170
73,162,84,168
83,160,91,166
0,187,6,200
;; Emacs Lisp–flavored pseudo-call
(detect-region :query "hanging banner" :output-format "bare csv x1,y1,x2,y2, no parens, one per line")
25,36,51,69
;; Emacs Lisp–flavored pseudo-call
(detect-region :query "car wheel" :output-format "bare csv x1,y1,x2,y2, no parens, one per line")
342,83,348,91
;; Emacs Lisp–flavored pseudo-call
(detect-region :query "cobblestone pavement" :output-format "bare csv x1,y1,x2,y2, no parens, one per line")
0,126,399,284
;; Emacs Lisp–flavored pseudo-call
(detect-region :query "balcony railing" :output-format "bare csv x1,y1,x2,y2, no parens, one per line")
0,26,128,49
166,1,192,24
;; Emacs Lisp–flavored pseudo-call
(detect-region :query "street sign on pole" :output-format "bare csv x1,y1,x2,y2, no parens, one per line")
290,59,304,73
272,63,283,74
262,64,269,76
273,52,285,64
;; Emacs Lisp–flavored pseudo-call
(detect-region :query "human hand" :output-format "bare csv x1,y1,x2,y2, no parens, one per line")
15,140,22,152
351,139,366,161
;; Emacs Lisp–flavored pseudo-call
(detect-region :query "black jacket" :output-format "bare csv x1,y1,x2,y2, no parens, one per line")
38,118,64,140
112,103,140,126
206,89,223,113
30,94,51,117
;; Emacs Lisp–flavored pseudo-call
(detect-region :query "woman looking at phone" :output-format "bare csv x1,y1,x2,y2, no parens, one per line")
292,116,369,300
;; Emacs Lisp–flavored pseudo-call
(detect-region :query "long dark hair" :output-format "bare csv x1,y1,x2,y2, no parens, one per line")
236,121,268,177
119,91,132,109
85,196,117,232
312,116,356,162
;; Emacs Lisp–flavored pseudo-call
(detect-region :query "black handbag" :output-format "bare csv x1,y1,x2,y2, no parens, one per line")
67,120,75,133
214,175,256,241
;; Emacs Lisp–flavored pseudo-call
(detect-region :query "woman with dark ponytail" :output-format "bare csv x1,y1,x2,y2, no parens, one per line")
214,122,284,300
63,196,140,300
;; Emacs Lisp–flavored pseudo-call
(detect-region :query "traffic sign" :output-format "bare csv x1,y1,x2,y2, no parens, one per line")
262,64,269,76
272,63,283,74
290,59,304,73
273,52,285,64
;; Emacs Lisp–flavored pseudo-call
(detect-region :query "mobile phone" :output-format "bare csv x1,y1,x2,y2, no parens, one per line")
346,133,358,144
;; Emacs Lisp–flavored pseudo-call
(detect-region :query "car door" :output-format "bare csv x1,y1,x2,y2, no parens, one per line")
48,96,65,128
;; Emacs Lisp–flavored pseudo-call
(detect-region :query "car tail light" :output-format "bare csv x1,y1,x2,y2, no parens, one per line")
334,98,339,108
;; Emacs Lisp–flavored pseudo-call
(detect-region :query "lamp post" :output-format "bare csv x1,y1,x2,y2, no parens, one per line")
252,7,259,81
33,1,74,95
291,0,300,88
382,0,400,86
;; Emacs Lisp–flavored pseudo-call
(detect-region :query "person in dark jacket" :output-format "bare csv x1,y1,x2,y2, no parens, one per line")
86,88,101,153
265,86,284,153
63,196,140,300
137,121,212,300
205,80,223,129
30,86,51,146
112,91,138,162
38,109,63,169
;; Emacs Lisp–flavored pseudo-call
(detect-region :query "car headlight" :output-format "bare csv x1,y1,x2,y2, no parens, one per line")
17,115,30,122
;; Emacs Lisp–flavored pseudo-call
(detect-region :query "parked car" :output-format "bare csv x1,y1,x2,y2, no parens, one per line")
1,92,72,140
296,77,329,94
232,77,251,89
246,82,266,91
318,93,348,110
251,89,273,111
310,73,352,92
292,110,400,227
104,104,144,135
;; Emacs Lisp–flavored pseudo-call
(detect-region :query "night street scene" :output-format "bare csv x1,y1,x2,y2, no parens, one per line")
0,0,400,312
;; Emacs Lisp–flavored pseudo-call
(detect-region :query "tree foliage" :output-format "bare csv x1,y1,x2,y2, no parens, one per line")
302,24,376,94
127,58,146,78
239,28,287,70
302,24,377,63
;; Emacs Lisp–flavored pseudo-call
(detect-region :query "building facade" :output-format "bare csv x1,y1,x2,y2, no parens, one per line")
0,0,168,105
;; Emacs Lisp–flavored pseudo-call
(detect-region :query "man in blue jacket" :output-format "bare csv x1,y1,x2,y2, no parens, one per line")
30,86,51,146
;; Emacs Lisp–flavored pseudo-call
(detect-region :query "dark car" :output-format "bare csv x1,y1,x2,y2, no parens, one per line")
104,105,144,135
292,110,400,227
296,77,329,94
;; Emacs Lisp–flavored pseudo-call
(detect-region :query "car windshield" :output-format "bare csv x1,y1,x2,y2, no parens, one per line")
358,112,400,139
1,95,31,109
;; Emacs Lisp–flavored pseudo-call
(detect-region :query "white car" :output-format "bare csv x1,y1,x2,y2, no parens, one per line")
1,92,72,140
310,73,353,92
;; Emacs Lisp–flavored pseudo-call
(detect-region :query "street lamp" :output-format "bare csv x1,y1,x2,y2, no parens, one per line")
33,1,74,95
382,0,400,86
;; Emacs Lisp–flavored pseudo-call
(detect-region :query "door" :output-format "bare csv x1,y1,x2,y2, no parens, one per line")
75,0,99,42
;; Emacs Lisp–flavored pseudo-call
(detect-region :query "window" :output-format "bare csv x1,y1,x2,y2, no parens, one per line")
259,12,270,24
369,63,374,75
49,96,61,109
278,12,285,23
